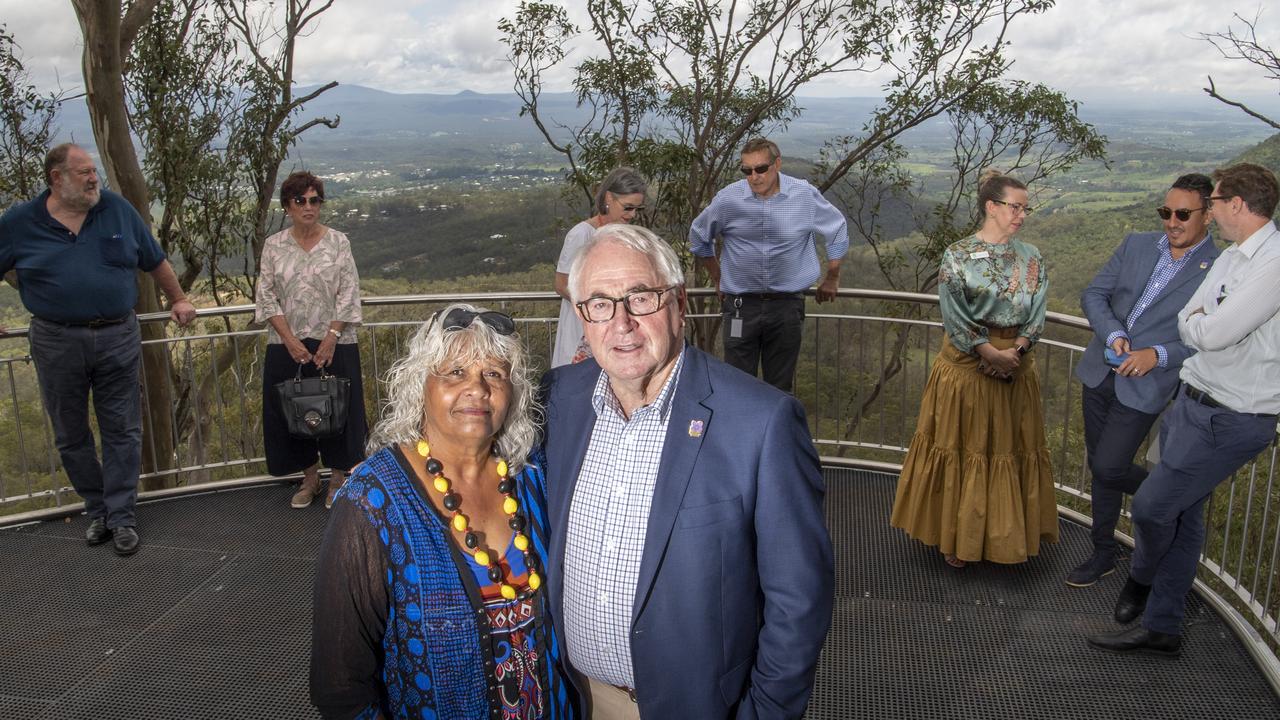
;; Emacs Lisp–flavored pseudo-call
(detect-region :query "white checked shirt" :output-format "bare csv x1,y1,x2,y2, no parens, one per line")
561,352,685,688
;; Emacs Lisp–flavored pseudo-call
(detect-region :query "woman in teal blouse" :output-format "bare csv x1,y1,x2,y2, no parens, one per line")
891,170,1059,567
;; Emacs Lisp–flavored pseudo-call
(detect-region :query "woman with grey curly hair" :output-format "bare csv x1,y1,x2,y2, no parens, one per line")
311,303,578,720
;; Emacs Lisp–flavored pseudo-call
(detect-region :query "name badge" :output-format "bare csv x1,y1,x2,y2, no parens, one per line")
970,251,990,260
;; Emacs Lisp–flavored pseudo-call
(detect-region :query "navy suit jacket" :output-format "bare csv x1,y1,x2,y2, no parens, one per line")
541,346,834,720
1076,231,1219,414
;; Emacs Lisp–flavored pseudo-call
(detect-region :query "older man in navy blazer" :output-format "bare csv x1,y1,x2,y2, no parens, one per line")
542,223,834,719
1069,173,1219,588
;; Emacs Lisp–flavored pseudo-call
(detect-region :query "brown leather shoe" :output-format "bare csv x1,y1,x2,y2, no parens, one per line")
325,472,346,509
291,471,321,509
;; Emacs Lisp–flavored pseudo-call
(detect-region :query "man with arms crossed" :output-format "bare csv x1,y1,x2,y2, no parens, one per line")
1068,174,1219,588
0,143,196,556
542,223,834,718
690,137,848,393
1088,163,1280,656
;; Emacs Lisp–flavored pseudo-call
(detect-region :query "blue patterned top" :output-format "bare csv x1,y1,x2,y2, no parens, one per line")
310,446,577,720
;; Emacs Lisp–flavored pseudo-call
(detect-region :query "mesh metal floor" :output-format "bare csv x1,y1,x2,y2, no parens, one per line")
808,468,1280,720
0,472,1276,719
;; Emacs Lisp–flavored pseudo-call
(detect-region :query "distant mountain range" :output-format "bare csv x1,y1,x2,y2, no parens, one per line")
53,84,1277,168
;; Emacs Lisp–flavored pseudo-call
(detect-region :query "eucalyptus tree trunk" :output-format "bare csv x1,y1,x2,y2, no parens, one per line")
71,0,178,489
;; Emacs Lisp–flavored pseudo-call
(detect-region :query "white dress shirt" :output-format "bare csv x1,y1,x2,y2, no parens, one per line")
1179,220,1280,414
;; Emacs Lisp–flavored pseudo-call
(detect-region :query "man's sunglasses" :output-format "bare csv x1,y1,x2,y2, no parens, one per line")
291,195,325,206
1156,206,1207,222
439,308,516,336
739,163,772,176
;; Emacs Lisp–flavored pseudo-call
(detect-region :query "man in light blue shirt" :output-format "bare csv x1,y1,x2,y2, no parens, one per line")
689,138,849,392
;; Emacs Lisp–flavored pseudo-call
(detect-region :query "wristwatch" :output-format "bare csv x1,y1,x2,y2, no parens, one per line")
1016,343,1029,356
327,328,341,338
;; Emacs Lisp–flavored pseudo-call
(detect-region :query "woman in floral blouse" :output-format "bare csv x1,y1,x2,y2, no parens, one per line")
255,171,367,509
890,169,1059,566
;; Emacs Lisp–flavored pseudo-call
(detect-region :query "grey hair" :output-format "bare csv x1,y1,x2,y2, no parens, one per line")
593,167,649,216
366,303,539,470
567,223,685,302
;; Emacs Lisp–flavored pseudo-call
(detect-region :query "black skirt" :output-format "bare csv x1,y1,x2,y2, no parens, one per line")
262,339,368,476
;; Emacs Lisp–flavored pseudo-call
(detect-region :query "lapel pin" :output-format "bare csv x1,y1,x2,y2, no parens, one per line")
687,419,704,437
1199,261,1208,269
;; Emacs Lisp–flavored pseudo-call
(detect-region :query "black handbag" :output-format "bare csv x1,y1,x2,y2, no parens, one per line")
273,365,350,439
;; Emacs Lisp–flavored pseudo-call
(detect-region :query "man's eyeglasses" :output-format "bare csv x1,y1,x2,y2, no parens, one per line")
577,287,676,323
739,163,773,176
439,308,516,336
990,199,1033,215
621,203,646,213
291,195,325,207
1208,195,1233,204
1156,206,1208,222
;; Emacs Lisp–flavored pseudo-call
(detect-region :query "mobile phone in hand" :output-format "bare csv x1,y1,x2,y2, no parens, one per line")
1104,347,1129,368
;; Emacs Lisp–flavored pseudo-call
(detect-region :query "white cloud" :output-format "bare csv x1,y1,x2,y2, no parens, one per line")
0,0,1275,112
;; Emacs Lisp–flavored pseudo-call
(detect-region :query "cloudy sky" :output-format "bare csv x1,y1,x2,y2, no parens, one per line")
2,1,1277,110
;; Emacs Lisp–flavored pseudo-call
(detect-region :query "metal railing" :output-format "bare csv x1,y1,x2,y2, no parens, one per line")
0,288,1277,687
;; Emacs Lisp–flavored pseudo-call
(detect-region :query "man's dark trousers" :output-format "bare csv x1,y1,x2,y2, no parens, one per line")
29,316,143,529
721,294,804,393
1130,391,1277,634
1081,372,1159,558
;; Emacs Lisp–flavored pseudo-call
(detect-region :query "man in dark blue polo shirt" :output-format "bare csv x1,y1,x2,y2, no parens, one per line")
0,143,196,556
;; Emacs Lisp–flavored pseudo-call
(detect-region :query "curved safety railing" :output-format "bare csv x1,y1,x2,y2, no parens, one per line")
0,288,1276,688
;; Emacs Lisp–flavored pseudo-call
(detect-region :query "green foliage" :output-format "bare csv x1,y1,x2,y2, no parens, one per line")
127,0,255,292
0,25,62,210
826,80,1108,295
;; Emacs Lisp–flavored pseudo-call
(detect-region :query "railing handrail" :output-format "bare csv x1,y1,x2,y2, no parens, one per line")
0,286,1094,339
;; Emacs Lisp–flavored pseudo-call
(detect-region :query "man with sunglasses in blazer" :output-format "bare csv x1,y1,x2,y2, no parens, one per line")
1070,173,1219,590
689,137,849,393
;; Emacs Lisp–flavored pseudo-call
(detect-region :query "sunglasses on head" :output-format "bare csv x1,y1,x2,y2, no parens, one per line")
1156,206,1207,222
439,308,516,336
291,195,324,207
739,163,772,176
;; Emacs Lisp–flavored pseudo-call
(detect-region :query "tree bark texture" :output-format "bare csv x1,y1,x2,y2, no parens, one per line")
71,0,177,489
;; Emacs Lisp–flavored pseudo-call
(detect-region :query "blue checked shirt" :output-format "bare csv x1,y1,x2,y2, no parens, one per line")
1107,233,1212,367
689,173,849,294
561,352,685,688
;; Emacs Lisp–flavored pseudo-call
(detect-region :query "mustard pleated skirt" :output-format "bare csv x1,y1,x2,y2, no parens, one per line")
890,335,1059,564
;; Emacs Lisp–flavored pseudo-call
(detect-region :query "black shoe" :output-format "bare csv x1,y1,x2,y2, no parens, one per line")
1087,626,1181,656
113,526,140,556
1066,552,1115,588
85,517,113,546
1113,576,1152,624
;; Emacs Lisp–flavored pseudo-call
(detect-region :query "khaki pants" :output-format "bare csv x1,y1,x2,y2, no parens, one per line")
587,676,641,720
